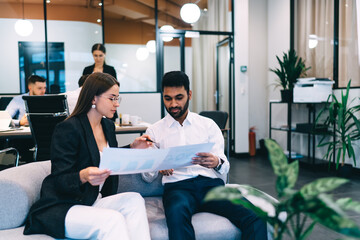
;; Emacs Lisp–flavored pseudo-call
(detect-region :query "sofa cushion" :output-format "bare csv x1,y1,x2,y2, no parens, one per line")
144,196,241,240
0,161,51,230
117,173,163,197
0,227,54,240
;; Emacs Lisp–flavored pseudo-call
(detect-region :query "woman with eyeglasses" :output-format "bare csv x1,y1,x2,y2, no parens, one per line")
83,43,117,79
24,72,151,240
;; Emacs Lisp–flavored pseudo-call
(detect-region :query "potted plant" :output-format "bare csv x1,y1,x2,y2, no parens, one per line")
205,139,360,240
316,80,360,174
270,49,310,102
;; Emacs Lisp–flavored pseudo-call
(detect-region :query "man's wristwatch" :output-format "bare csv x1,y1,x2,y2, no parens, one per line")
213,158,224,171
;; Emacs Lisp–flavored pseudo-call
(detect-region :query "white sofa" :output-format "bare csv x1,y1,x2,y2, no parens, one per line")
0,161,275,239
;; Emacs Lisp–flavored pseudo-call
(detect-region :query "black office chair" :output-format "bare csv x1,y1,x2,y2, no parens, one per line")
199,111,228,129
0,96,13,110
199,110,230,166
0,147,19,171
22,95,69,161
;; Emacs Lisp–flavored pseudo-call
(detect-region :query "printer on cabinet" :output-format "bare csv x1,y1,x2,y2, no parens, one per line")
294,77,334,103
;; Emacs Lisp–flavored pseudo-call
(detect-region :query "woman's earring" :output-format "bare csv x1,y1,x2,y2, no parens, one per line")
92,104,96,109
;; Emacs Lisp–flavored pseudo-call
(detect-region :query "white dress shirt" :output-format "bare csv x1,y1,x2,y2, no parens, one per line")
145,111,229,184
5,93,29,126
64,87,82,114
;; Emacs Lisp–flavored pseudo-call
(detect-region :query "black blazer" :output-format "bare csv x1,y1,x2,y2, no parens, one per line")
83,64,117,79
24,114,119,238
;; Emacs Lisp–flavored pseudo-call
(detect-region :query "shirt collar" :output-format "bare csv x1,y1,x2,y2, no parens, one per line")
164,110,193,128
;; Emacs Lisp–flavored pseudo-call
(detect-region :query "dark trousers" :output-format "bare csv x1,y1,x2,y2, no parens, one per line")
163,176,268,240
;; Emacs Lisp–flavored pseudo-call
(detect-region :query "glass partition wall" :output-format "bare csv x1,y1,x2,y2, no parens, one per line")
0,0,235,150
103,3,157,92
0,1,45,94
1,0,234,95
156,0,234,116
46,0,102,93
294,0,360,88
0,0,102,94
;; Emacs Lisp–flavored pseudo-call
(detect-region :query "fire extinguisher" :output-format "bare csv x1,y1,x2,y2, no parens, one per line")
249,127,256,156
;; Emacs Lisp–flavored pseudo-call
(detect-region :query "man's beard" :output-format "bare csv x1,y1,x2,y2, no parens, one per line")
166,98,189,120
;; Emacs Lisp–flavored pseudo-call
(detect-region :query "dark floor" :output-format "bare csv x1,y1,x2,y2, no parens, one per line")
228,154,360,240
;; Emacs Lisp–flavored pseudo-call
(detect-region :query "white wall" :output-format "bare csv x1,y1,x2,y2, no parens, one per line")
266,1,291,151
234,0,289,153
117,93,161,125
234,0,250,153
249,0,268,149
116,92,162,147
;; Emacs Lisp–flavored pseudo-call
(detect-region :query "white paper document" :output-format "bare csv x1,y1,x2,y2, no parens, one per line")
99,142,215,175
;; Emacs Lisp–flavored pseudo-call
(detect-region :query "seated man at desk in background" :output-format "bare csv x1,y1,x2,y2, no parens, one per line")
4,75,46,162
6,75,46,126
143,71,267,240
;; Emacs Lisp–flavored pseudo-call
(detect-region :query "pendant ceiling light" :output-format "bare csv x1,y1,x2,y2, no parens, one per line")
136,47,149,61
146,40,156,53
160,25,174,42
180,3,201,24
136,23,149,61
14,0,33,37
308,34,318,49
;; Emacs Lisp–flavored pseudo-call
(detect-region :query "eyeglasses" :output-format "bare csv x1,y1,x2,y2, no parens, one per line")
100,95,122,104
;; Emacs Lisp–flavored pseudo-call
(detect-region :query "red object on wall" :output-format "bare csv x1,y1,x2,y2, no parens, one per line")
249,127,256,156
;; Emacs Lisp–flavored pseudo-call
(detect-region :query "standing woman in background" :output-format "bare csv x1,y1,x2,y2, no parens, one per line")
83,43,117,79
83,43,118,121
24,73,151,240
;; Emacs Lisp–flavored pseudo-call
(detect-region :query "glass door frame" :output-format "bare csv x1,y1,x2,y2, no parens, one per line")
154,0,235,153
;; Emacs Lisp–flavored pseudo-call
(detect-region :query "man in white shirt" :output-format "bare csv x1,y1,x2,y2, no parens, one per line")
64,74,89,114
6,75,46,126
4,75,46,162
145,71,267,240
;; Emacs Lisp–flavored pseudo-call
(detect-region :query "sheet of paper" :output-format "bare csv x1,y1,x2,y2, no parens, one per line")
100,148,168,175
158,143,215,170
99,142,214,175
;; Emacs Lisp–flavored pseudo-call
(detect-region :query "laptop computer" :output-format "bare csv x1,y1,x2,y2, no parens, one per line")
0,111,14,132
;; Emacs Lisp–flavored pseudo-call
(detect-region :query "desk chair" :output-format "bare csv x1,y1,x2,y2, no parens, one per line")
199,110,230,166
22,95,69,161
0,147,19,170
0,96,13,110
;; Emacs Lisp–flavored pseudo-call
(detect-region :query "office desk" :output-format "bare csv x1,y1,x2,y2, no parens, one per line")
0,124,148,140
115,124,147,135
0,127,32,140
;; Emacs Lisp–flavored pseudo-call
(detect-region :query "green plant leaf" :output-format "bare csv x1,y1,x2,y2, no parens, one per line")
275,161,299,198
337,146,343,169
264,139,288,176
269,49,310,90
299,221,316,240
306,194,360,238
317,79,360,169
300,178,349,199
286,161,299,189
336,198,360,213
234,184,278,205
204,186,272,220
276,175,289,198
